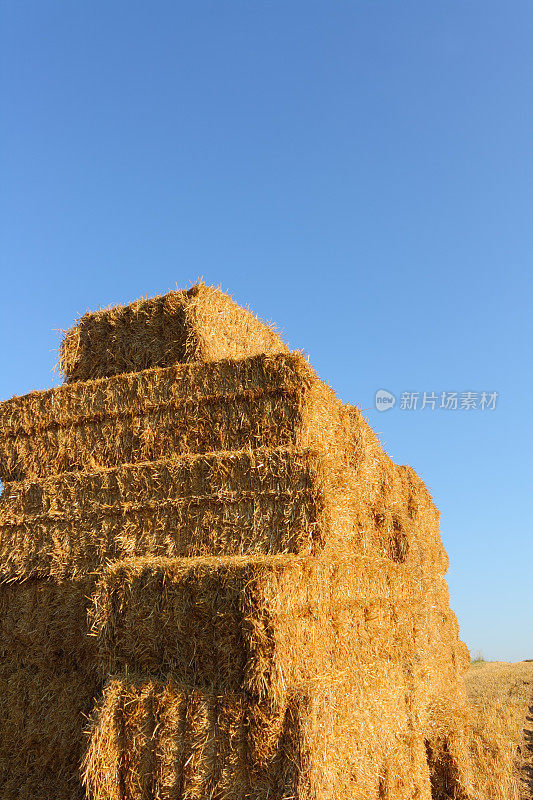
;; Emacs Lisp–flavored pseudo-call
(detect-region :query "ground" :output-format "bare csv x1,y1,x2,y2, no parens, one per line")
465,660,533,800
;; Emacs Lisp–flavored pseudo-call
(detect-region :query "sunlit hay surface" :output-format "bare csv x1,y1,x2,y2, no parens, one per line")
0,447,324,578
0,352,334,482
465,661,533,800
81,543,473,799
59,282,288,383
83,672,437,800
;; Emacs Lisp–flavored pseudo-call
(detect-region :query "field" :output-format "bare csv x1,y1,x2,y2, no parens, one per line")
465,660,533,800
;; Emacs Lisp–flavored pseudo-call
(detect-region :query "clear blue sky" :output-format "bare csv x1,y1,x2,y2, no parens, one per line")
1,1,532,661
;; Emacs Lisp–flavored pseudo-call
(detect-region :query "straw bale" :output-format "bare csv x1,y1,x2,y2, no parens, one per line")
341,403,449,576
0,391,450,580
84,667,446,800
0,352,341,482
0,447,323,579
0,576,99,798
0,667,99,800
86,553,474,798
0,423,417,580
0,283,474,798
59,283,289,383
1,446,313,517
422,689,475,800
0,395,452,583
0,575,97,671
83,677,298,800
90,555,437,704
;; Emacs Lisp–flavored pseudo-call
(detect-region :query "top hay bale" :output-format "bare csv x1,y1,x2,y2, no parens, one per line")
59,283,288,383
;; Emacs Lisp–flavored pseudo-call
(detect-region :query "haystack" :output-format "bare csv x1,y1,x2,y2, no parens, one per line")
59,282,288,383
0,284,472,799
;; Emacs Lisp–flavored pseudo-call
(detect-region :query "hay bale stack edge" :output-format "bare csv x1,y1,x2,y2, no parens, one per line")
0,285,473,799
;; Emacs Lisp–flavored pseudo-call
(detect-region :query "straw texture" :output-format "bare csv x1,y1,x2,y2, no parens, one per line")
82,547,473,799
0,447,324,578
0,577,99,800
0,284,475,799
0,352,338,482
59,283,288,383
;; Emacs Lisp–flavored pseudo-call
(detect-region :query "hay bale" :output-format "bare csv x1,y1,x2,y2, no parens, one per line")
0,353,341,482
0,577,100,800
88,555,426,700
0,398,450,581
84,670,445,800
0,668,100,800
83,678,300,800
0,447,323,579
59,283,288,383
0,576,97,670
0,285,475,799
84,553,475,799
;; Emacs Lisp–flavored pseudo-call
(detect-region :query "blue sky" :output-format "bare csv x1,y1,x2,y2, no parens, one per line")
1,1,532,661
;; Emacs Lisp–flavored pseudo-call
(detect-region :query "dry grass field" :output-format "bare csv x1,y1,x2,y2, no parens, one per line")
465,660,533,800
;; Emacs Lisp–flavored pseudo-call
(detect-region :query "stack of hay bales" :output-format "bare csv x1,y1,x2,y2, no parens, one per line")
0,283,472,799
